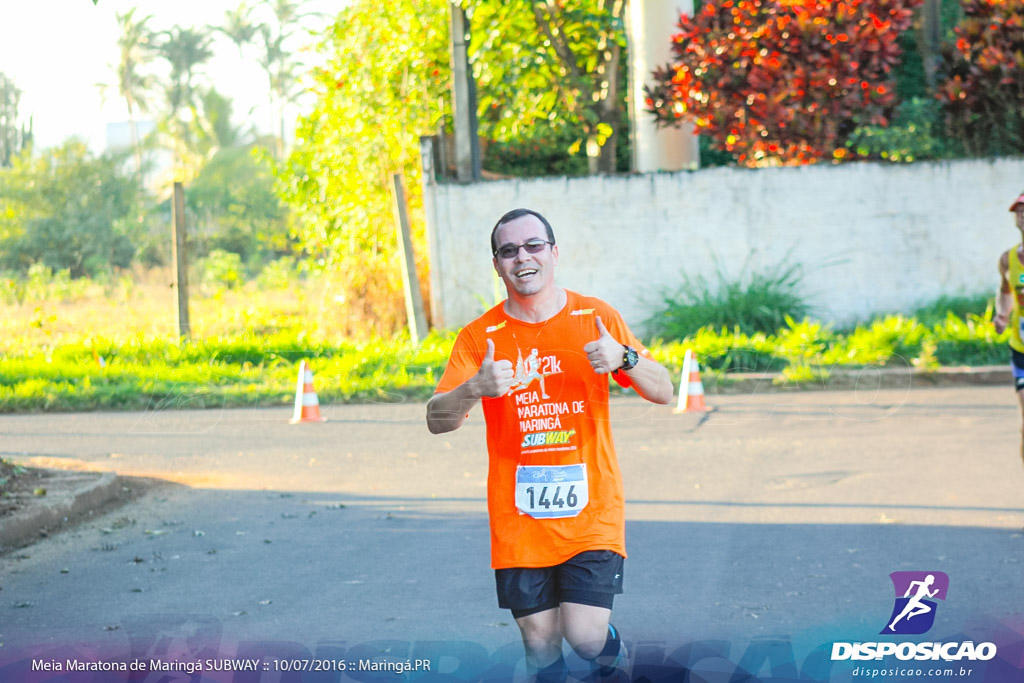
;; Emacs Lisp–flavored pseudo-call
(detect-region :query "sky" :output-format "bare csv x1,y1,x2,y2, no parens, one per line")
0,0,336,152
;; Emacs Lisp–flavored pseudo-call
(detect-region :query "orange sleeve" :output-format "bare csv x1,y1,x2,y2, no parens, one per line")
434,326,482,395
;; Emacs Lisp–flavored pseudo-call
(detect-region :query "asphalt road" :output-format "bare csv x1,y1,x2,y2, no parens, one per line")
2,385,1024,681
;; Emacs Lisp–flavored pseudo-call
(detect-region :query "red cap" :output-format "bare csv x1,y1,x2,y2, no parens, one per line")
1011,193,1024,212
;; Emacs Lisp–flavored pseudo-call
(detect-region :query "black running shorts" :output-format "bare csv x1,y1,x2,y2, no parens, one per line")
1013,348,1024,392
495,550,624,619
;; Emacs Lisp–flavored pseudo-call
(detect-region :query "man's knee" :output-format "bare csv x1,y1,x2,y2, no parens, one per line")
560,604,611,660
568,635,606,661
517,611,563,664
522,631,562,660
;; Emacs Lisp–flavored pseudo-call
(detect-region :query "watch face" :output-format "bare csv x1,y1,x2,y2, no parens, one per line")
623,345,639,371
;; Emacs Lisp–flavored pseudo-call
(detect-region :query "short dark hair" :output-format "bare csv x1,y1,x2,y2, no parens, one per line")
490,208,556,254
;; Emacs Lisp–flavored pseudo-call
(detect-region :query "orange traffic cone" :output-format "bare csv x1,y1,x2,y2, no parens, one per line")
674,349,707,413
290,360,327,423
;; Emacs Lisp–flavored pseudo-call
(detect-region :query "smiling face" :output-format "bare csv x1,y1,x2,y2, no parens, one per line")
492,213,559,300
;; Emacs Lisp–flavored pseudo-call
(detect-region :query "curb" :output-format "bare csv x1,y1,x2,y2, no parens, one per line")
0,471,123,552
702,365,1011,394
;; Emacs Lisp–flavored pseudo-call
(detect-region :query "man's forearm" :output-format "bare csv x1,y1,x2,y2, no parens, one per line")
996,289,1013,319
622,357,674,405
426,380,483,434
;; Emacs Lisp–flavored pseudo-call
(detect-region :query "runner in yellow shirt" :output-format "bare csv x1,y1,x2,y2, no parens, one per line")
994,191,1024,466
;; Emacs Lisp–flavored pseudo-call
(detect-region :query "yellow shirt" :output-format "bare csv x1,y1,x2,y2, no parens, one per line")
1009,245,1024,353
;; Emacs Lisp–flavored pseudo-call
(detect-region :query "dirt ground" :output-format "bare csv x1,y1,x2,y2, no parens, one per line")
0,460,57,519
0,459,160,553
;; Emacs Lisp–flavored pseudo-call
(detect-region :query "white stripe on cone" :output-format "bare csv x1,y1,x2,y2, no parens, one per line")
675,349,707,413
291,360,327,423
292,360,308,422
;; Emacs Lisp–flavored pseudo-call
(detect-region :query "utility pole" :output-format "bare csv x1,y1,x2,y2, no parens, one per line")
449,1,480,182
171,181,191,341
627,0,700,172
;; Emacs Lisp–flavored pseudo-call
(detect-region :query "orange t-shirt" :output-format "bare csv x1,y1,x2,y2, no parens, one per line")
434,290,650,569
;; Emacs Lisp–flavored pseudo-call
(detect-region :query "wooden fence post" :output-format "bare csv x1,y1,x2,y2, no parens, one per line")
391,173,429,344
171,181,191,341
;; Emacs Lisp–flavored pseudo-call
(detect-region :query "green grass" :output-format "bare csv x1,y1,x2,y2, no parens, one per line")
647,261,811,340
0,269,1014,413
0,332,455,413
2,308,1008,413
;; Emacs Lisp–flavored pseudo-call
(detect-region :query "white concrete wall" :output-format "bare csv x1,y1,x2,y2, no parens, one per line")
423,158,1024,334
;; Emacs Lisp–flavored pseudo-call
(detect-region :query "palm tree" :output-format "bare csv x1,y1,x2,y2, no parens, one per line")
257,22,298,159
257,0,325,158
112,9,155,177
154,25,214,172
218,2,259,57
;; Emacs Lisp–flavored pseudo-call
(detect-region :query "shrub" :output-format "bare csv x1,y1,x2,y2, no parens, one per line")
932,311,1006,366
912,293,992,326
655,329,786,373
823,314,927,365
484,127,589,178
197,249,244,290
939,0,1024,156
846,97,954,162
255,257,302,291
647,262,811,340
645,0,919,166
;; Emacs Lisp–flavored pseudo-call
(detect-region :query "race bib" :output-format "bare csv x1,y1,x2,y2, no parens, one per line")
515,464,588,519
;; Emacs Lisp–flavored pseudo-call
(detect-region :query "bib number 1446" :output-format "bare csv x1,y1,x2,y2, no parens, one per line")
515,464,588,519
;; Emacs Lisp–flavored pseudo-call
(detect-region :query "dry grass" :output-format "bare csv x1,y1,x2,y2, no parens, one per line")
0,268,396,354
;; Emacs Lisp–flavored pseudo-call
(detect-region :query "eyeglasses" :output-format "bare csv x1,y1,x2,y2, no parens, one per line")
493,239,554,259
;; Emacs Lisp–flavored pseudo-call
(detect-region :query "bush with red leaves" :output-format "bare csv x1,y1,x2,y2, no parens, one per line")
939,0,1024,156
645,0,919,167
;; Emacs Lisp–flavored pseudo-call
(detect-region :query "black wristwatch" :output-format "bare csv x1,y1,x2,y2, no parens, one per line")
620,345,639,372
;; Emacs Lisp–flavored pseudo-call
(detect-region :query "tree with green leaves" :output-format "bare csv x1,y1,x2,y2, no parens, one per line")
187,145,290,263
277,0,449,336
469,0,628,174
0,142,140,277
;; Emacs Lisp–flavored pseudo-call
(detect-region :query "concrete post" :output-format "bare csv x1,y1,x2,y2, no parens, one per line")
628,0,700,173
419,136,445,329
449,1,480,182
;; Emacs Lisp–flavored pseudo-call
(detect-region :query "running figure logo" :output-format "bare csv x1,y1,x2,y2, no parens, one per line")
510,348,560,398
881,571,949,635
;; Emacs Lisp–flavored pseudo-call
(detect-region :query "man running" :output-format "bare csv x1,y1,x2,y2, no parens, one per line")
426,208,673,682
993,191,1024,466
887,574,938,632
